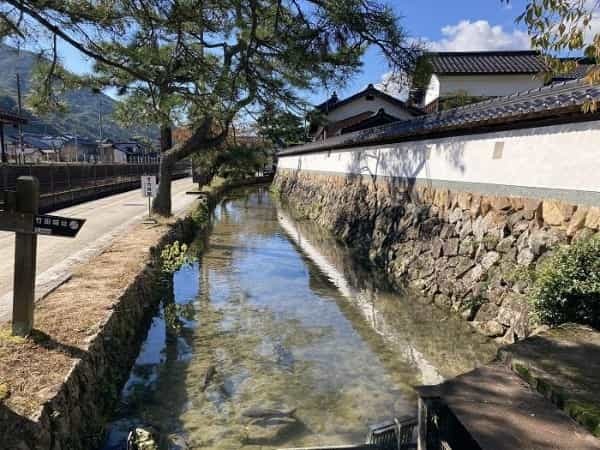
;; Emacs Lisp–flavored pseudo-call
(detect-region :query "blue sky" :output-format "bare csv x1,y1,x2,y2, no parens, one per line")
55,0,534,104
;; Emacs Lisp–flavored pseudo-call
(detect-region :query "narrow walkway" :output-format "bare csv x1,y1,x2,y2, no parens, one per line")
0,177,197,322
424,363,600,450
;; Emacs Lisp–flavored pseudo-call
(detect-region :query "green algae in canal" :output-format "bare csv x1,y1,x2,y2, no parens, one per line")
102,186,497,450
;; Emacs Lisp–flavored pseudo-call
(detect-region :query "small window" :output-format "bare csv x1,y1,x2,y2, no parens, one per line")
366,94,375,101
493,142,504,160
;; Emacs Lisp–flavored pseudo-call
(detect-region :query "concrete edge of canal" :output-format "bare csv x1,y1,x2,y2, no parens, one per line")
0,178,270,450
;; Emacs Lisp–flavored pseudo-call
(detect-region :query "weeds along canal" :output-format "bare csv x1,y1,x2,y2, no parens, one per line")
101,186,497,450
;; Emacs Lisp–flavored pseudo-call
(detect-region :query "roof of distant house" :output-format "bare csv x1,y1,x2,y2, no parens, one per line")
552,57,597,81
112,142,145,153
0,108,27,125
316,84,424,116
62,136,98,147
425,51,548,75
340,108,401,134
279,78,600,156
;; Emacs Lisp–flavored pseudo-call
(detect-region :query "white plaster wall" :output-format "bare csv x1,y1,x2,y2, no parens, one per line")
437,74,544,98
278,120,600,195
326,95,415,123
424,74,441,107
113,149,128,163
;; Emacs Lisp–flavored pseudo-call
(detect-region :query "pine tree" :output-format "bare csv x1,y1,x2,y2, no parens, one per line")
1,0,419,214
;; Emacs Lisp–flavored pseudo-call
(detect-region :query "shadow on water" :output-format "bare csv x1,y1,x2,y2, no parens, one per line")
101,186,497,450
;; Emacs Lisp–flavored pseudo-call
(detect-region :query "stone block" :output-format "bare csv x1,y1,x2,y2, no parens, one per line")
511,220,530,236
456,257,475,278
443,238,459,257
434,189,450,209
481,197,492,215
459,219,473,239
521,198,542,216
448,207,463,224
470,195,482,216
528,228,562,257
585,206,600,230
457,192,473,210
471,216,484,241
481,251,500,271
566,207,588,237
465,264,485,284
490,196,512,212
459,237,476,257
431,238,443,258
497,235,516,253
517,248,535,266
434,294,451,309
473,319,505,337
573,227,595,242
542,199,576,226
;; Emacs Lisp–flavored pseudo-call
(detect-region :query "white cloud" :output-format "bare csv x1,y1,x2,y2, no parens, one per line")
428,20,530,51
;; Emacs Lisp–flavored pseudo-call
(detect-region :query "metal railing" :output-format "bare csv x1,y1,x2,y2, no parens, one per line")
0,162,190,195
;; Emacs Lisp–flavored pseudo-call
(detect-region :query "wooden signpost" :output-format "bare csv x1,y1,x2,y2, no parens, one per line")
0,176,86,336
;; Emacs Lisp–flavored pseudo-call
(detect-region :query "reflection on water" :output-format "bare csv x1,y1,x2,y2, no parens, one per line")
102,187,497,449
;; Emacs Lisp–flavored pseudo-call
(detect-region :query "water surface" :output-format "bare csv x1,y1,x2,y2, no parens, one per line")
103,186,497,449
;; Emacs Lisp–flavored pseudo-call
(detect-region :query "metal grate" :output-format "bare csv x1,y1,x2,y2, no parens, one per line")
280,417,417,450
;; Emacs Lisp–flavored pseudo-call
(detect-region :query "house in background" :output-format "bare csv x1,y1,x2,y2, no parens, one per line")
552,57,597,83
5,132,61,163
311,83,423,141
61,136,99,162
411,51,548,112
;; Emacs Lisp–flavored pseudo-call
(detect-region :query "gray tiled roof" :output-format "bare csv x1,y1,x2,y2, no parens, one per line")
427,51,547,75
553,64,596,81
279,78,600,156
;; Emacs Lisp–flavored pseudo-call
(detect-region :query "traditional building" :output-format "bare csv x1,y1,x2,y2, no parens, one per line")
412,51,548,112
61,136,99,162
311,84,423,141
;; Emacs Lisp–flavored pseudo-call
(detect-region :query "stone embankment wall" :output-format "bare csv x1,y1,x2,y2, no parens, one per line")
0,215,202,450
273,169,600,343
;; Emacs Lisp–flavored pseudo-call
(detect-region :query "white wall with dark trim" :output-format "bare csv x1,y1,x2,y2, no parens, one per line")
278,120,600,203
424,73,545,106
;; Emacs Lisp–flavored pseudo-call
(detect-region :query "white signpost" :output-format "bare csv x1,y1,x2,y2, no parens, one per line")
141,175,158,222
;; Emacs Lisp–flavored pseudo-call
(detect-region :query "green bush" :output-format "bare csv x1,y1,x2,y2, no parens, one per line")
530,236,600,328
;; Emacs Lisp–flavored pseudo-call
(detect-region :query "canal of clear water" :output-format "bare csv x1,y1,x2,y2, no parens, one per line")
102,186,497,449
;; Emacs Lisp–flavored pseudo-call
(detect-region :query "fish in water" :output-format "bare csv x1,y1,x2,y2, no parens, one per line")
241,407,297,419
201,365,216,392
273,342,295,370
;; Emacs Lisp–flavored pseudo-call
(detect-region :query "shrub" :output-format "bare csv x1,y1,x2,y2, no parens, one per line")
160,241,194,274
530,236,600,328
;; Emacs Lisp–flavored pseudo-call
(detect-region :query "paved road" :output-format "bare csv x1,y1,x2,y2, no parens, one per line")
0,177,198,322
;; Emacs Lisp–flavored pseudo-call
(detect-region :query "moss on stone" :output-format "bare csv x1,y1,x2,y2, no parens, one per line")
512,361,533,385
565,400,600,437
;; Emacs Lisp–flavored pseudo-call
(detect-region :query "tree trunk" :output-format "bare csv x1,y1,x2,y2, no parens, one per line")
152,118,228,216
153,151,175,216
160,125,173,152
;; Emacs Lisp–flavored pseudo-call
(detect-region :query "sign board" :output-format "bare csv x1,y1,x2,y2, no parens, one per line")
141,175,158,198
34,214,86,238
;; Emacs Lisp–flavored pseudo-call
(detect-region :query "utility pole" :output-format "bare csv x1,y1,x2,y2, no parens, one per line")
16,73,24,165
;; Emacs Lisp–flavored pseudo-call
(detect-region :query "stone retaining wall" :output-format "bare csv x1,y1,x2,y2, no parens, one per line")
273,169,600,343
0,215,200,450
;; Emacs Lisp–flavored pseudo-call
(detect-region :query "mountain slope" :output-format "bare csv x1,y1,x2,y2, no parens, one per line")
0,45,156,142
